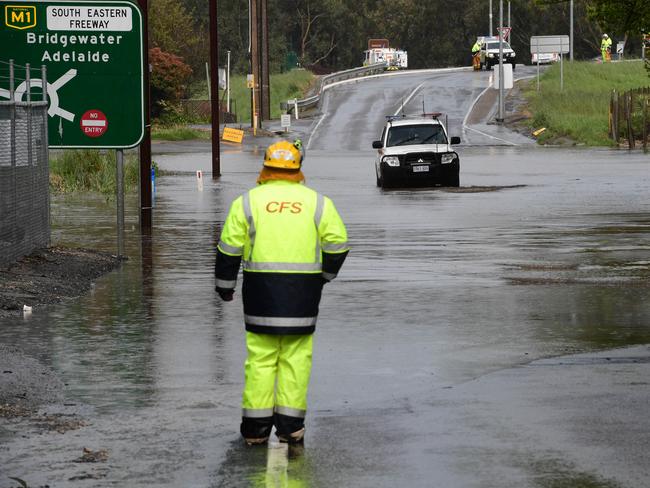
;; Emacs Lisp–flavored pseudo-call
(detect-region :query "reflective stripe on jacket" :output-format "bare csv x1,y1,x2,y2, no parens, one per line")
215,180,349,335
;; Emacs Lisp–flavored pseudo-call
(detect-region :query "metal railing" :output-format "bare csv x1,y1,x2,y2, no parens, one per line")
0,60,50,265
282,63,387,116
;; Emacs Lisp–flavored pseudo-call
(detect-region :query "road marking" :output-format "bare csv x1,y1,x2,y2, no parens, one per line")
464,125,518,145
394,82,425,116
308,67,470,150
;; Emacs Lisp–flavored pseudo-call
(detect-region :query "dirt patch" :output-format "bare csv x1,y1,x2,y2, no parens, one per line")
0,246,121,317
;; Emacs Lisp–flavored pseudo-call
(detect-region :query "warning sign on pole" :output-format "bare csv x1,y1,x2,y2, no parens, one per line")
497,27,511,41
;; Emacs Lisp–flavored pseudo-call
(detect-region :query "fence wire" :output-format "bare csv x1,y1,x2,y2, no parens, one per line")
0,100,50,265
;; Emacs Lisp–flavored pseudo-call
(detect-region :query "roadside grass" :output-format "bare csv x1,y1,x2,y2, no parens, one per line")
151,125,210,141
49,150,145,195
524,60,649,145
190,69,315,123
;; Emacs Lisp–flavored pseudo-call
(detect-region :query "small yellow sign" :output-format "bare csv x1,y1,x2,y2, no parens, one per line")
5,5,37,30
222,127,244,143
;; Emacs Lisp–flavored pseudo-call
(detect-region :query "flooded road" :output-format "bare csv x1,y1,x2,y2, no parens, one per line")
3,66,650,486
2,143,650,487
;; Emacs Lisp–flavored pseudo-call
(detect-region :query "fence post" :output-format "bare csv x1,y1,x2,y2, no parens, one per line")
642,88,650,152
9,60,17,247
613,90,619,143
628,91,635,150
609,91,614,139
41,65,50,246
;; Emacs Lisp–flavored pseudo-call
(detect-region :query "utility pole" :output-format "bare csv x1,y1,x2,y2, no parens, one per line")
497,0,504,123
250,0,261,131
137,0,152,230
507,1,511,28
209,0,221,177
260,0,271,120
489,0,493,37
570,0,574,61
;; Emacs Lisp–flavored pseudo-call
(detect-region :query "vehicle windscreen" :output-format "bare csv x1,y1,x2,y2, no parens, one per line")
487,42,512,50
386,124,446,146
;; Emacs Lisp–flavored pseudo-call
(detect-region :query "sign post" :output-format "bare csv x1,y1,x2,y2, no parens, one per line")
530,35,570,92
1,0,145,256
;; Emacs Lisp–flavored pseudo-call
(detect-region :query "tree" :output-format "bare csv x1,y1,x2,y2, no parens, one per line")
586,0,650,44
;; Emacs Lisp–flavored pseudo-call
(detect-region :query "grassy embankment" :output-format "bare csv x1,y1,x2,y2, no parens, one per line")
524,60,648,145
152,69,313,140
49,150,144,195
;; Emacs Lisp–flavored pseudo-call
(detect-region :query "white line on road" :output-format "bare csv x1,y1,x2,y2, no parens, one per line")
463,124,518,145
394,82,425,116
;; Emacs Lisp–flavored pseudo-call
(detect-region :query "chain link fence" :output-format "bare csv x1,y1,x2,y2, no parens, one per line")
0,63,50,265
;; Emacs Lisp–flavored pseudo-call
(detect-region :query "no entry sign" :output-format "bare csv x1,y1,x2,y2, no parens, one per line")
80,109,107,137
0,0,144,148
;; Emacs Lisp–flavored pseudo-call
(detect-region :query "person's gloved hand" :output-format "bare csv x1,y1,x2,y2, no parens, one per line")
216,287,234,301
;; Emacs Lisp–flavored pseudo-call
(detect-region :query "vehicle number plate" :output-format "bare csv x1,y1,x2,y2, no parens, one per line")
412,165,429,173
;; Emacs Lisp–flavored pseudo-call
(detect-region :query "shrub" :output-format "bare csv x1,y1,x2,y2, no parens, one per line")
150,47,192,117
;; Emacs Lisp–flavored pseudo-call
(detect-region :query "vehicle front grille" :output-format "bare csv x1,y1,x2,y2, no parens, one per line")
404,153,439,165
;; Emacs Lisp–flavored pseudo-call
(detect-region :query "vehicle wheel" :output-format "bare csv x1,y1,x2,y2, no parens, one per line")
376,173,382,187
485,62,492,70
511,62,516,71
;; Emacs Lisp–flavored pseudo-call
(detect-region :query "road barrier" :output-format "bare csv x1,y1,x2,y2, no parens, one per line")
281,63,387,117
609,87,650,150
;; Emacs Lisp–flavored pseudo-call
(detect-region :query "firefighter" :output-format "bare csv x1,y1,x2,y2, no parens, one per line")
215,140,349,446
601,34,612,62
471,39,481,70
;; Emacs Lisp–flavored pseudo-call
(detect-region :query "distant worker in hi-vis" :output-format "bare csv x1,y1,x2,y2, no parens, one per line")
601,34,612,62
472,39,481,70
215,140,349,445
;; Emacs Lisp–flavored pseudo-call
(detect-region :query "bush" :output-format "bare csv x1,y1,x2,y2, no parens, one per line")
150,47,192,118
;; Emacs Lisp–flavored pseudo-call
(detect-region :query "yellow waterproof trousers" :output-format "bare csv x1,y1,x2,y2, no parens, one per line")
242,332,313,421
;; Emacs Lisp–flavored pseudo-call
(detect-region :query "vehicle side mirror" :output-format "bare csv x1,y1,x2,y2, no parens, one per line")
372,140,383,149
450,136,461,145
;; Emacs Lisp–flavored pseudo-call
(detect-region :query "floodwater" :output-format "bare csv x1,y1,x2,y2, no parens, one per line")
1,143,650,487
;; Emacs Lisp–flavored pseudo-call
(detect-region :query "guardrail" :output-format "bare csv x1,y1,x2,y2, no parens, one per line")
281,63,387,117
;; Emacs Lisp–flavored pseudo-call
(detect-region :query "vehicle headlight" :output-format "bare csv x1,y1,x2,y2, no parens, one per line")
441,153,456,164
382,156,400,167
488,53,495,58
511,52,516,57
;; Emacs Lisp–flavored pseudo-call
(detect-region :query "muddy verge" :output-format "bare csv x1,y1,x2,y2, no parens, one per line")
0,246,121,317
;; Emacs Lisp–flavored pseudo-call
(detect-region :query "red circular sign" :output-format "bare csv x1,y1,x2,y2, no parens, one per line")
80,109,108,138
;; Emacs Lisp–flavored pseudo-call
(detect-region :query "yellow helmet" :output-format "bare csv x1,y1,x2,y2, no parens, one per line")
263,140,302,169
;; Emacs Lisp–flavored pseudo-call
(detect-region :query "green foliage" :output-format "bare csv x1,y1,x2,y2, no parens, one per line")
49,150,141,195
586,0,650,37
524,60,648,145
211,69,314,122
149,0,204,72
151,126,211,141
149,47,193,117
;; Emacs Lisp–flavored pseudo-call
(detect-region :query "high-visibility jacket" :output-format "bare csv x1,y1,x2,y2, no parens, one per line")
472,41,481,54
601,38,612,51
215,180,349,335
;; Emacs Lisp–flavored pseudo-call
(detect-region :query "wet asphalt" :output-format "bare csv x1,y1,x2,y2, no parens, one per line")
1,67,650,487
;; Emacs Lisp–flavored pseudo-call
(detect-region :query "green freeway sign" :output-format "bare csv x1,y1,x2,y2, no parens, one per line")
0,0,144,148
